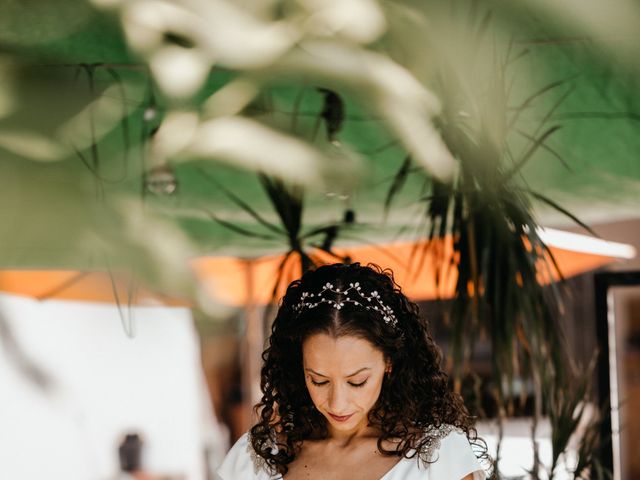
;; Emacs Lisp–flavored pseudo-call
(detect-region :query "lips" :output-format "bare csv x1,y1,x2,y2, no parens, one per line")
328,412,354,422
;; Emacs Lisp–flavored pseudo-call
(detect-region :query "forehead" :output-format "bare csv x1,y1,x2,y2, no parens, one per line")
302,333,384,373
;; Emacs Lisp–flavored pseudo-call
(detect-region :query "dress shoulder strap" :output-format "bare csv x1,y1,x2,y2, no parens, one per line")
217,433,277,480
421,424,456,462
425,427,486,479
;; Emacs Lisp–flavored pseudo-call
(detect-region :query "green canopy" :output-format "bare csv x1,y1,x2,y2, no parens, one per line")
1,0,638,276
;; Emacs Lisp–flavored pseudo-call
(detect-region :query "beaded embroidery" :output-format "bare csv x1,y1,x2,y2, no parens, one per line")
421,423,456,463
293,282,398,328
246,436,273,477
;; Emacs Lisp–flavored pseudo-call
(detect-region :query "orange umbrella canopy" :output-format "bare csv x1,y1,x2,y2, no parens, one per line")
0,270,189,306
0,230,633,306
194,233,632,306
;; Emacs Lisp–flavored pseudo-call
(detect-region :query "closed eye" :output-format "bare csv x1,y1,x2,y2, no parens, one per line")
308,378,368,387
348,379,368,388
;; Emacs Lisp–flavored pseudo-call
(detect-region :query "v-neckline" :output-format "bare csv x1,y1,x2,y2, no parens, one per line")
278,458,406,480
277,452,407,480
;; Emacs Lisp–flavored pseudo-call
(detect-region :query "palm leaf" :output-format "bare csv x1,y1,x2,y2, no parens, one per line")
384,155,412,217
0,312,53,391
259,174,304,240
105,67,131,182
198,168,285,236
504,125,562,181
526,190,599,237
205,210,280,241
515,129,572,172
507,76,577,130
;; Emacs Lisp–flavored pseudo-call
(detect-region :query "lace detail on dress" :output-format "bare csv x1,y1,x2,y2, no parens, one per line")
246,432,275,477
422,423,456,463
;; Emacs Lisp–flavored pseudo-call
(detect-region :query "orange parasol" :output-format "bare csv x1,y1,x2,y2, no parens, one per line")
0,228,634,307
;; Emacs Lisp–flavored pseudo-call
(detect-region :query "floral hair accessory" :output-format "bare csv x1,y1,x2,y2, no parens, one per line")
293,282,398,328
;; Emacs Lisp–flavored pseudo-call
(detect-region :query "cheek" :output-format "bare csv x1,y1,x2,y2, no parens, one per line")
305,381,325,407
355,380,385,409
367,377,386,405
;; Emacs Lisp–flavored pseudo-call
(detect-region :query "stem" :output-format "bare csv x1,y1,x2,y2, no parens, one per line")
531,367,543,479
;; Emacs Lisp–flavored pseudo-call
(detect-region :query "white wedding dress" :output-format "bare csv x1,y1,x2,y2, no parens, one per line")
217,426,486,479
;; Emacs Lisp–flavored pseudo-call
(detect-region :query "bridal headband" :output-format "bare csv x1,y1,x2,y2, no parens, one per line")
293,282,398,328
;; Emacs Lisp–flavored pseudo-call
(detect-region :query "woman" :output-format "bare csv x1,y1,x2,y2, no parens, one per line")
218,263,488,479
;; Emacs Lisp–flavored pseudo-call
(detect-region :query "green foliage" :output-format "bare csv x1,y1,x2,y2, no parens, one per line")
382,3,617,477
1,1,636,474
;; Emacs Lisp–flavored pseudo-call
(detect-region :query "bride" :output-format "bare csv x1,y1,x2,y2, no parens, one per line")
218,263,488,479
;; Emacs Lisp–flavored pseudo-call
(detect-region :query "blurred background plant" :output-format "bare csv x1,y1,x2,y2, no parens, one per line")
1,0,640,477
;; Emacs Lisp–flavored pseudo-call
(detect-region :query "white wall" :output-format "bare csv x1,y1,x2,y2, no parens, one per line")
0,293,224,480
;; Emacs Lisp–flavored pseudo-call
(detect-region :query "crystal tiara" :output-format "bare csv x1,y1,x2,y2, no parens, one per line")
292,282,398,328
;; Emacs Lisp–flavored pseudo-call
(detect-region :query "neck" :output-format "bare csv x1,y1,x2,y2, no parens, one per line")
326,423,379,446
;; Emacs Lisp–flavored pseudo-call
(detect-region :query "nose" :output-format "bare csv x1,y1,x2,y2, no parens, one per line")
327,383,349,414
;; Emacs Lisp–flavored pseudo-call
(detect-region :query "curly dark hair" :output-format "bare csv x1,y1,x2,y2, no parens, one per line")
250,262,487,476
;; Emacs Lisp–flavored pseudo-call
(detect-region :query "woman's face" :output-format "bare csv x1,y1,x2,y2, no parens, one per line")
302,333,388,437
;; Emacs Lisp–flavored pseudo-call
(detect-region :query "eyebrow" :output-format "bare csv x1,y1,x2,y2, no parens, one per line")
305,367,371,378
